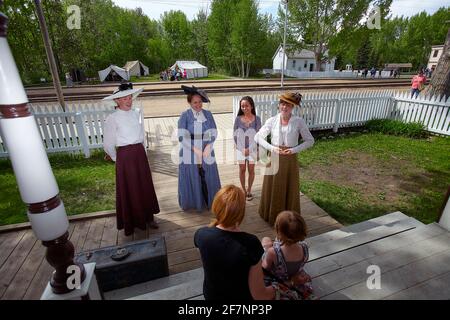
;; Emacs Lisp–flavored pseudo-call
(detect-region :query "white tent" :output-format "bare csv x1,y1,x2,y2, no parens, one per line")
123,60,149,77
98,65,130,82
170,61,208,79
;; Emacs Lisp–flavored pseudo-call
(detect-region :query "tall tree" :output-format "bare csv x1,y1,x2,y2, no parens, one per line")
284,0,392,71
161,10,193,61
191,9,208,66
424,28,450,98
208,0,239,73
230,0,262,77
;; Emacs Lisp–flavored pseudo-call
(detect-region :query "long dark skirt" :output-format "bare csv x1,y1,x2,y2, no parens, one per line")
259,153,301,226
116,143,160,236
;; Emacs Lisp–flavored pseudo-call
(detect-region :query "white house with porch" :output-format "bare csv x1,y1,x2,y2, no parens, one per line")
272,45,336,72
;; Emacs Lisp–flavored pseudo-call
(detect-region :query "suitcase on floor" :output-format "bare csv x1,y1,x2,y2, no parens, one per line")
75,236,169,293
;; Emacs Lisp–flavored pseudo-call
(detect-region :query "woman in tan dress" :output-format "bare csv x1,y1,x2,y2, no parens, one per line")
254,92,314,225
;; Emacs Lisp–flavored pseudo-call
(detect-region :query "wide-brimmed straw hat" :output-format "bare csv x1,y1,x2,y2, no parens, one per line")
279,91,302,106
103,82,143,102
181,85,210,103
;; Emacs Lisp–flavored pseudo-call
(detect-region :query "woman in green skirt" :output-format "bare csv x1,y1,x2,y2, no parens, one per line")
254,92,314,226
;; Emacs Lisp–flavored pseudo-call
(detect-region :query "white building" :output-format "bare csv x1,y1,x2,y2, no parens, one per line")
428,45,444,71
272,45,336,72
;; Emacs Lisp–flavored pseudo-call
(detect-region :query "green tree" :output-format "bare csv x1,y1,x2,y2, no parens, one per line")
191,9,208,66
161,10,193,62
230,0,262,77
284,0,392,71
208,0,239,73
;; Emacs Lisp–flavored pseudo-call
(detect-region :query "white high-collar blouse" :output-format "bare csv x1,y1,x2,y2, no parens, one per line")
254,114,314,154
103,109,144,161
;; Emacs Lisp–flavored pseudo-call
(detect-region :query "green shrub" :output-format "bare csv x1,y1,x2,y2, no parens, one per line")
365,119,428,138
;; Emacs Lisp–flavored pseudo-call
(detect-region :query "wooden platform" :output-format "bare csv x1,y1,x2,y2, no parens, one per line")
110,212,450,300
0,113,342,300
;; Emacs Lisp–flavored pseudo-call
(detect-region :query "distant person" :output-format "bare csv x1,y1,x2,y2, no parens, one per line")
65,73,74,87
261,211,314,300
410,70,427,98
233,96,261,201
370,67,376,79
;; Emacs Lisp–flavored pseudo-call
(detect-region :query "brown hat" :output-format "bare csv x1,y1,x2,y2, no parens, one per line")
279,92,302,106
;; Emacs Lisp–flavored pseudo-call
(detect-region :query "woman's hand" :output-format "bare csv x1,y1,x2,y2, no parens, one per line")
104,154,113,162
203,144,211,158
192,147,203,164
282,149,293,155
272,147,282,154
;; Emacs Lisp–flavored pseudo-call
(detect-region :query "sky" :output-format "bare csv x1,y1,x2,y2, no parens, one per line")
111,0,449,21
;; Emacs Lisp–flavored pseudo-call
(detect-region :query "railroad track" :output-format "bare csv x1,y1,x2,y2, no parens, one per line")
27,79,411,103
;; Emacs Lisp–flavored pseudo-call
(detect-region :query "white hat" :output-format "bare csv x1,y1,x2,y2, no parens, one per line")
102,83,144,102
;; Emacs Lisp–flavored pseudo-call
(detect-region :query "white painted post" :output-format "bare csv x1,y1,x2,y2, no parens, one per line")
0,9,86,295
438,188,450,232
75,112,90,158
333,100,341,133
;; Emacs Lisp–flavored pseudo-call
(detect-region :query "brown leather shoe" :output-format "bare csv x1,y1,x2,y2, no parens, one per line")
148,221,159,229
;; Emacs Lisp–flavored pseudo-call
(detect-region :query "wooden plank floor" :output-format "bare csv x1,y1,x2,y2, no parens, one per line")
0,114,342,300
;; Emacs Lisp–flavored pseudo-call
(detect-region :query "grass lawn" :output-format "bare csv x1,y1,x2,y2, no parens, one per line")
0,151,115,226
298,133,450,225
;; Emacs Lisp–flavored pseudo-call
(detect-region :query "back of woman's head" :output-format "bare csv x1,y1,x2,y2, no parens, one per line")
274,211,308,244
210,185,246,228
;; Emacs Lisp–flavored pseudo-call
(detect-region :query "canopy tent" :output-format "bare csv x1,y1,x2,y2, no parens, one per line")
98,65,130,82
123,60,149,77
170,61,208,79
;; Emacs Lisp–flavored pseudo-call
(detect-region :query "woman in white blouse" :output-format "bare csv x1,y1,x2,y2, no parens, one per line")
254,92,314,226
103,83,160,235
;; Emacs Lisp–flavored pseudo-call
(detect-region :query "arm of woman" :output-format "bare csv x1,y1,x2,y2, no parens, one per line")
103,115,117,162
291,118,314,154
178,112,192,150
261,247,275,270
254,117,275,152
248,260,275,300
203,111,218,157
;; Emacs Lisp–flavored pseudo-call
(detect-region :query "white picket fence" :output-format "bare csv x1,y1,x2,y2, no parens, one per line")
233,90,450,135
0,101,144,158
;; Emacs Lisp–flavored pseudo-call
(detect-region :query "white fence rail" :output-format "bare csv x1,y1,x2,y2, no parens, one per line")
233,90,450,135
0,101,144,158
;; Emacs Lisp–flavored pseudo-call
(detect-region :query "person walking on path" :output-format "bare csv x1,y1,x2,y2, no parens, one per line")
411,70,427,98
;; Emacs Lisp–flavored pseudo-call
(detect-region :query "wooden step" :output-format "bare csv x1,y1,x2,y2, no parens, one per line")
306,212,414,247
309,223,450,299
308,217,423,262
104,267,204,300
127,278,203,300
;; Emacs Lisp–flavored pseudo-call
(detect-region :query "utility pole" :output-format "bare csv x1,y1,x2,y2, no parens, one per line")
281,0,288,88
34,0,66,111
